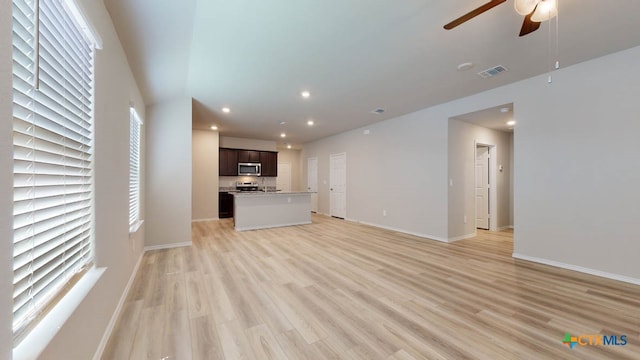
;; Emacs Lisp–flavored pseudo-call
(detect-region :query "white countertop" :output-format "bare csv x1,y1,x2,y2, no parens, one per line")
232,191,314,197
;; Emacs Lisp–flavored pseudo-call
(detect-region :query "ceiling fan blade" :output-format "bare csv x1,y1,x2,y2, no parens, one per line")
519,7,541,36
444,0,507,30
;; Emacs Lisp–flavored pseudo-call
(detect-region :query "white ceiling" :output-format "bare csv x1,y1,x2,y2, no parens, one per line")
104,0,640,146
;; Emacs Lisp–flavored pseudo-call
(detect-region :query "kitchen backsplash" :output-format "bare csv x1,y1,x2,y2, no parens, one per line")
219,176,277,190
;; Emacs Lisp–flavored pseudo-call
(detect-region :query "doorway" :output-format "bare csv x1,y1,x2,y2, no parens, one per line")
329,153,346,219
476,145,490,230
276,162,291,192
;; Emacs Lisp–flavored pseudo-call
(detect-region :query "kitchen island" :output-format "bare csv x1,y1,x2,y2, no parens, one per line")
232,191,312,231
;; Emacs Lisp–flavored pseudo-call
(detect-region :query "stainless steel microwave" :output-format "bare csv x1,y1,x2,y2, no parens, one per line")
238,162,261,176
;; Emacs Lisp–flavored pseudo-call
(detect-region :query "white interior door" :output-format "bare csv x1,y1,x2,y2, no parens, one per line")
276,162,291,192
307,157,318,212
476,146,490,229
330,153,346,219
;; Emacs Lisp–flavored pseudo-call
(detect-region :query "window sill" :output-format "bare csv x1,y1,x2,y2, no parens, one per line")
13,266,106,360
129,219,144,235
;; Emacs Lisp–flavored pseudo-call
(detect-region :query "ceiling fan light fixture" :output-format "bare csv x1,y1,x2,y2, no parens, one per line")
457,62,474,71
530,0,557,22
514,0,540,16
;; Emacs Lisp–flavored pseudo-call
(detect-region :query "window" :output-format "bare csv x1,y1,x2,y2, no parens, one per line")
12,0,97,341
129,107,142,230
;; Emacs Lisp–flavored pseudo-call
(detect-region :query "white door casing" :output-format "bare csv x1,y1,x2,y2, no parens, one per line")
476,145,490,229
307,157,318,213
330,153,346,218
276,162,292,192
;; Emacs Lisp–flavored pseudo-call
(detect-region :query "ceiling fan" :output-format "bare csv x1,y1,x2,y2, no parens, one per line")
444,0,558,37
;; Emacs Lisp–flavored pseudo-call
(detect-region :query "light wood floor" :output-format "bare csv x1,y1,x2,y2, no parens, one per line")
103,215,640,359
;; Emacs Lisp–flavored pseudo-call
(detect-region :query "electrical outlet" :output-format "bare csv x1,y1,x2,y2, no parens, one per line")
464,215,467,224
383,210,387,217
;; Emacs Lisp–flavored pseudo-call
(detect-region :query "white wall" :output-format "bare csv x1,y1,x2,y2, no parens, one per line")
448,119,513,238
511,46,640,281
192,129,219,220
302,44,640,282
302,111,450,241
220,136,277,151
146,98,192,248
2,0,147,358
1,0,14,357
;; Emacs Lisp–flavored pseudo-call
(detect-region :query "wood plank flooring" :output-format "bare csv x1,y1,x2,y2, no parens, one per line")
102,215,640,359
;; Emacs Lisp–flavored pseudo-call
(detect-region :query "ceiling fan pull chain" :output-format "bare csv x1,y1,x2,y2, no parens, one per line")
547,0,560,84
555,0,560,70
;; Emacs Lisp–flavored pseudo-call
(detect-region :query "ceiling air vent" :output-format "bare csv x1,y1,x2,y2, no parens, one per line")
371,108,385,115
477,65,508,79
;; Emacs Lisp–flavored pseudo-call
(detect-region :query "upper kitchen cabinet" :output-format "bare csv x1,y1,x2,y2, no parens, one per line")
238,150,260,163
260,151,278,177
219,148,238,176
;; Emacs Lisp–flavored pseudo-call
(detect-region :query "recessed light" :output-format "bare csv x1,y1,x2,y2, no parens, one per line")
210,125,218,130
457,62,474,71
286,144,292,149
507,120,516,126
280,133,286,138
307,120,314,126
301,91,311,98
222,107,230,113
500,107,510,113
279,121,286,125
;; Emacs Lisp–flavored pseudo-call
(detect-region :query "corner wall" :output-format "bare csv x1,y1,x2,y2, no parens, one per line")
146,98,193,248
192,129,219,220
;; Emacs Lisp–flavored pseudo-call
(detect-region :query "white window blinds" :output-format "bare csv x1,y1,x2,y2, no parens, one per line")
12,0,95,338
129,108,142,228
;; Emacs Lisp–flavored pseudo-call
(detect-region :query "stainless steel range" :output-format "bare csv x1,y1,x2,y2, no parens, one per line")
236,181,259,192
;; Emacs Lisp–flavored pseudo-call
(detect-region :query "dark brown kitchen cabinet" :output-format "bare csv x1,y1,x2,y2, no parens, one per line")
219,148,238,176
219,192,234,218
237,150,260,163
260,151,278,177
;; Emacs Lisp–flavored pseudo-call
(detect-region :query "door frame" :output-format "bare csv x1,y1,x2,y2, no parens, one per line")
329,152,347,219
474,141,498,231
307,157,318,213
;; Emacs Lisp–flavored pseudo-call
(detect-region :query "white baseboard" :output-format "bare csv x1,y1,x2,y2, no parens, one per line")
354,220,450,243
92,252,144,360
496,225,514,231
191,217,219,222
512,253,640,286
448,232,477,242
144,241,192,251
